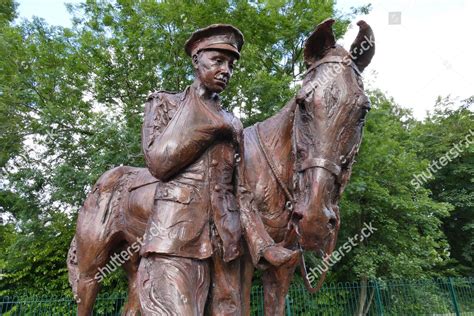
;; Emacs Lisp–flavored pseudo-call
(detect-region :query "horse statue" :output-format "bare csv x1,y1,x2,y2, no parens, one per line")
67,19,374,315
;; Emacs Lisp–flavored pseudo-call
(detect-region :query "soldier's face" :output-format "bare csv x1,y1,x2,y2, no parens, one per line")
194,50,236,93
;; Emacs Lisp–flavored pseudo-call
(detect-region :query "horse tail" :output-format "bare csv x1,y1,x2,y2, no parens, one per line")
67,166,139,303
67,236,80,301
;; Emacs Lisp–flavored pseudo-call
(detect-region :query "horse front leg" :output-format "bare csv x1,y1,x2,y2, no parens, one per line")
240,250,255,316
76,272,101,316
75,237,110,316
75,230,123,315
122,250,141,316
262,262,297,316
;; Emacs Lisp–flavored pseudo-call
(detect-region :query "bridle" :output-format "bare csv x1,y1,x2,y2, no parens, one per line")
255,55,360,293
256,55,359,210
296,55,361,184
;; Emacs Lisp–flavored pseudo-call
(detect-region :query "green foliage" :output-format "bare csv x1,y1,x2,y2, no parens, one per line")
284,279,472,315
411,96,474,275
2,278,473,315
0,0,17,25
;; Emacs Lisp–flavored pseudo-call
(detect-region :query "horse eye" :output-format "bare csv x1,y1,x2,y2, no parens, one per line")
358,107,369,124
299,102,307,112
299,103,312,123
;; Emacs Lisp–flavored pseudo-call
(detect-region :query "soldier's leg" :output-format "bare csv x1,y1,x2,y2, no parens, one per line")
138,253,210,316
208,252,241,316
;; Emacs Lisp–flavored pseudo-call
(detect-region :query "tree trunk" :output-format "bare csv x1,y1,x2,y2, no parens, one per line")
355,276,368,316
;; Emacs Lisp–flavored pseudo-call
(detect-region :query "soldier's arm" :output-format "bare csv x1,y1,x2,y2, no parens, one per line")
142,93,228,181
142,92,197,181
141,93,161,160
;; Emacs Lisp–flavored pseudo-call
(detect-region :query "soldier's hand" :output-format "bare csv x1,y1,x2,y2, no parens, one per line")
262,245,300,268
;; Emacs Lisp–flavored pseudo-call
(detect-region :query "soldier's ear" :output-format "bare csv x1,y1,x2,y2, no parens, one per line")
192,54,199,69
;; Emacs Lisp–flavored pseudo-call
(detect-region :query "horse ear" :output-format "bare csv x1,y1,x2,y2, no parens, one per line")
349,20,375,72
303,18,336,68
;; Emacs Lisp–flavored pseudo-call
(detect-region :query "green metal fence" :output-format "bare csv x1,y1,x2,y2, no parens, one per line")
1,277,473,315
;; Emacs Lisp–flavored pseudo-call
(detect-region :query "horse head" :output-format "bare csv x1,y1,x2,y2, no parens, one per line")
291,19,374,257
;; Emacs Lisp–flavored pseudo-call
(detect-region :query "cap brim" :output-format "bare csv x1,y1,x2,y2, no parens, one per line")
198,43,240,59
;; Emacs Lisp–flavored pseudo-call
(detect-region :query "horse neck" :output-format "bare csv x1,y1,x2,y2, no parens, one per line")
257,99,297,182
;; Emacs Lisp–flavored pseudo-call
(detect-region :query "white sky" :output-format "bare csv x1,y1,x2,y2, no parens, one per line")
16,0,474,119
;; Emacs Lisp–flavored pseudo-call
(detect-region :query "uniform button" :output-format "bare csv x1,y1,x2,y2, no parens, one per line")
214,185,221,191
163,190,168,197
211,159,218,166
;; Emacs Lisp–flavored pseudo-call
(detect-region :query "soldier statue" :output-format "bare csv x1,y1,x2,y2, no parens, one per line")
138,24,298,315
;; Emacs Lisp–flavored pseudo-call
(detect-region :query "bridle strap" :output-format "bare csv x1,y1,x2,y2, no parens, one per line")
298,157,342,180
294,56,350,183
255,123,295,205
298,56,361,103
305,55,361,77
256,120,298,248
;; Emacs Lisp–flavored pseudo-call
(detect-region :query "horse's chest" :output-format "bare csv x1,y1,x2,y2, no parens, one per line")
254,175,290,241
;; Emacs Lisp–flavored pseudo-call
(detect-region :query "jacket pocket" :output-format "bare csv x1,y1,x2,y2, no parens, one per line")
155,184,194,204
225,193,239,212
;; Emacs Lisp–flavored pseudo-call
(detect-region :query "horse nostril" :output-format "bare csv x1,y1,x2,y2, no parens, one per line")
328,217,337,230
292,210,304,221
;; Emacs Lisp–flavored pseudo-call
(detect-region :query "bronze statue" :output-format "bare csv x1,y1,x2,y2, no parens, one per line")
67,19,374,316
138,24,297,315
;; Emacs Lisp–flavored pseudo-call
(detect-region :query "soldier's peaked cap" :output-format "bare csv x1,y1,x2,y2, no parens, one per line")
185,24,244,59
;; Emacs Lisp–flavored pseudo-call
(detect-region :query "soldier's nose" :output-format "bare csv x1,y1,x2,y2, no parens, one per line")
221,67,230,77
221,63,232,75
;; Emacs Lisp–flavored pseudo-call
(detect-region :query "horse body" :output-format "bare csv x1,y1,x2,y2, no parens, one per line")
68,166,149,314
68,103,297,316
68,19,375,316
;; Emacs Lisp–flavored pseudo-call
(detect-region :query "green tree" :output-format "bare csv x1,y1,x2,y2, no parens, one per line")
0,0,17,25
411,96,474,275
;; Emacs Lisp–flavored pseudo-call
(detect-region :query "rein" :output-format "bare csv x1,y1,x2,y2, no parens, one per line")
255,119,334,293
256,122,295,210
254,55,353,293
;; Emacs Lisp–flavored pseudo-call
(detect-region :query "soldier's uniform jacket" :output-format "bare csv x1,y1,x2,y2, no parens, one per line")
141,85,244,263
